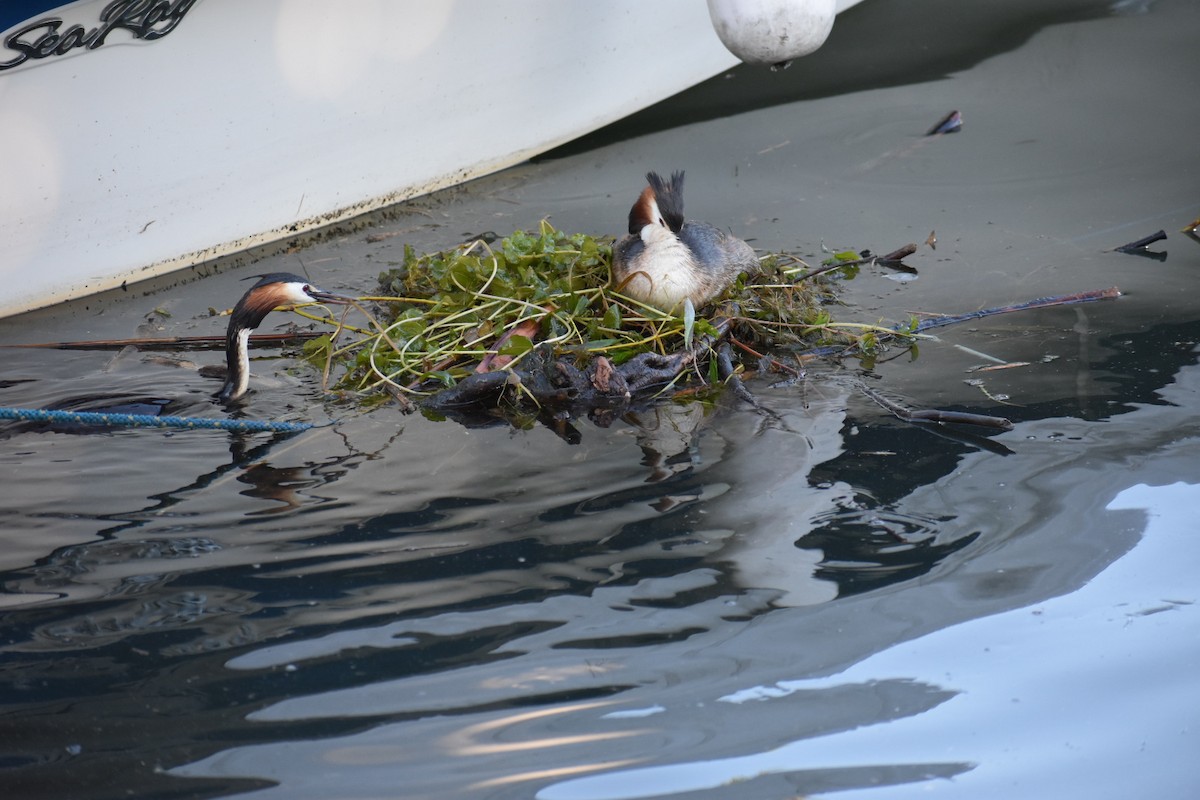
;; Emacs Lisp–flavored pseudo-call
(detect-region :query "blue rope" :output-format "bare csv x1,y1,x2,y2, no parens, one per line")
0,407,312,433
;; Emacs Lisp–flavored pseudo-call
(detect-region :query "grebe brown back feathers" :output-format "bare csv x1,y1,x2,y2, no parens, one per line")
611,171,756,312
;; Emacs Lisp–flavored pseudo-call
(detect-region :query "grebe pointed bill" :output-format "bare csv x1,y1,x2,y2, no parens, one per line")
611,170,756,313
217,273,352,404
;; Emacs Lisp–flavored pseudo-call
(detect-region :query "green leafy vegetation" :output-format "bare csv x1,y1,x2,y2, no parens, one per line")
298,221,894,402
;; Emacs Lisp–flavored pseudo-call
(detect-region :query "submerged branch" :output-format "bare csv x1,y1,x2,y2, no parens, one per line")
0,331,324,351
857,382,1014,432
908,287,1120,334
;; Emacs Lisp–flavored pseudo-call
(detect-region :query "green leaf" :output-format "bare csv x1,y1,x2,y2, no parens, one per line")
301,333,332,357
498,335,534,357
694,318,719,339
448,259,483,291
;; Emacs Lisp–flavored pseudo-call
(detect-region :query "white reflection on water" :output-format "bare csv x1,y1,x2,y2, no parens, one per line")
169,354,1200,799
540,481,1200,800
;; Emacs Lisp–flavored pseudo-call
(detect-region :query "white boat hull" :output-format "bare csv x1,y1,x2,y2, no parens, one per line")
0,0,862,319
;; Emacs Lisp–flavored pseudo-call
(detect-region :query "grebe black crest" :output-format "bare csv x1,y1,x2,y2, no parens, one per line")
612,170,756,312
217,272,350,404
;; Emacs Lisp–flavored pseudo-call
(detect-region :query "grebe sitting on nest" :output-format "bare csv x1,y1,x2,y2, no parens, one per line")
611,171,757,314
218,272,351,403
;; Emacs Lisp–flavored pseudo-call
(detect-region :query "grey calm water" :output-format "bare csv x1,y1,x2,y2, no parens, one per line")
2,1,1199,798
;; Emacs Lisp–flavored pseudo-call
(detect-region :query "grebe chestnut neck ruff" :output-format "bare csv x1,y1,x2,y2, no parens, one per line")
217,272,351,404
611,171,756,313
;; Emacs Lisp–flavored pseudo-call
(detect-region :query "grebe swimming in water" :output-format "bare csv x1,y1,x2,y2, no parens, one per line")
217,273,351,403
611,171,757,313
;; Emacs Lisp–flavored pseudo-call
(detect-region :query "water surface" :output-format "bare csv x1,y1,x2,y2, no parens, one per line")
2,1,1198,798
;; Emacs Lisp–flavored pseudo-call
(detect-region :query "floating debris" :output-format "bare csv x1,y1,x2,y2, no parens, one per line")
969,361,1032,373
879,244,918,271
926,110,963,136
1115,229,1167,253
858,382,1013,430
954,343,1007,364
1113,229,1167,261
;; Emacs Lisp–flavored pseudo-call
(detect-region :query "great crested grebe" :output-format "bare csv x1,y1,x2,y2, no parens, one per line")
217,272,351,403
611,171,757,313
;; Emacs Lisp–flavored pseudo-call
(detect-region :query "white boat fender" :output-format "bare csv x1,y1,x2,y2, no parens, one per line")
706,0,836,66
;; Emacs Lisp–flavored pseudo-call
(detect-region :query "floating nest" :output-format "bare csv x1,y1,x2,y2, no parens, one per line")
302,221,896,421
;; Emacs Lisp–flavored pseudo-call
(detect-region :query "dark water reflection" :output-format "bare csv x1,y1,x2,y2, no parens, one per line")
4,301,1196,797
3,0,1200,797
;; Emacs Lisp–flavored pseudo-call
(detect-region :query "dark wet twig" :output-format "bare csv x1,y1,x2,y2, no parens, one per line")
799,242,919,280
912,420,1016,456
1115,230,1167,253
382,383,418,414
729,336,804,378
877,243,918,273
796,260,858,282
906,409,1013,429
1114,230,1168,261
926,110,963,136
857,382,1013,432
715,342,763,410
908,287,1120,334
0,332,323,351
880,243,918,264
